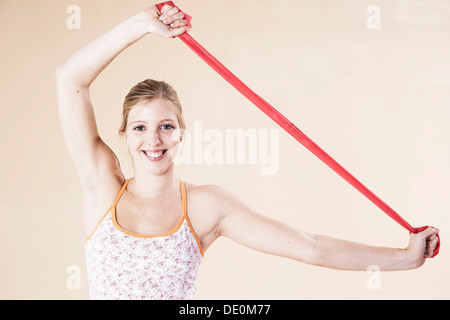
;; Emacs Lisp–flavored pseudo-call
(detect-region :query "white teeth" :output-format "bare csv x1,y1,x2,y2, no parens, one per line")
144,150,164,158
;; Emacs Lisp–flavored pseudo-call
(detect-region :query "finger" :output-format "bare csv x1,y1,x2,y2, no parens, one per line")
429,237,439,248
160,4,173,14
169,19,188,28
168,25,192,38
425,238,438,257
418,227,438,239
425,237,438,249
425,247,435,258
161,12,184,25
159,6,179,21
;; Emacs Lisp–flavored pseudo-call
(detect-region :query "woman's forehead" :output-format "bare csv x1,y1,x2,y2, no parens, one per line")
128,99,177,122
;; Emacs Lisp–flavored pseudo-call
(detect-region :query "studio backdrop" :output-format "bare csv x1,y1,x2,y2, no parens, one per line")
1,0,449,299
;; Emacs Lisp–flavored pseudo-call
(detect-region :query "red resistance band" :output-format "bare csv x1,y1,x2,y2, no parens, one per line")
156,2,440,258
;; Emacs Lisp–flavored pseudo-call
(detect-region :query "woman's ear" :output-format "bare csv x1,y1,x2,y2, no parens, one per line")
119,130,129,148
119,130,132,158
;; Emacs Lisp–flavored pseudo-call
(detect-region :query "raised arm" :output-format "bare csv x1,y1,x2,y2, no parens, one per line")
215,187,439,271
55,4,189,186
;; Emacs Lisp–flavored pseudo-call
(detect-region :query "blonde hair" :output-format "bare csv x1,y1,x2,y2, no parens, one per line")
119,79,186,135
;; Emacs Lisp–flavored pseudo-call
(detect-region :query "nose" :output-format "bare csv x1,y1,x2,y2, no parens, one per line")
146,130,162,147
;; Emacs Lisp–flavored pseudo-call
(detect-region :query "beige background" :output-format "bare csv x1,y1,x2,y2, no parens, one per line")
1,0,449,299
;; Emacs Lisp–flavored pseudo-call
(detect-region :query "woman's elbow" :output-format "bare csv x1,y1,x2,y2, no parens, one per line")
291,233,323,267
55,62,72,83
55,61,87,87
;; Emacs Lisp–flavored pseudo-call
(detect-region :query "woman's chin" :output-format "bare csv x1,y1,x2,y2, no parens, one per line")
138,159,174,176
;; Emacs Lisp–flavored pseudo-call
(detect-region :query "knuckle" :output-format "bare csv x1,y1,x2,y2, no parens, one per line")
169,7,178,15
161,4,169,11
173,19,187,27
165,16,175,23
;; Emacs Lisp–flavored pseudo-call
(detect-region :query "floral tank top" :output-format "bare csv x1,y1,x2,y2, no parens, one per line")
84,179,204,300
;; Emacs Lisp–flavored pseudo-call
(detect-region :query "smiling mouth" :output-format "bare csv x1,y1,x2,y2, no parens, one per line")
142,149,168,161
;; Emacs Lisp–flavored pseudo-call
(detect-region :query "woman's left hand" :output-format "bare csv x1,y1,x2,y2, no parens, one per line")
406,227,439,268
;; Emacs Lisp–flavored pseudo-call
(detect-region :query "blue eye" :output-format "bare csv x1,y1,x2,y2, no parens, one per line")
133,125,145,131
161,124,175,130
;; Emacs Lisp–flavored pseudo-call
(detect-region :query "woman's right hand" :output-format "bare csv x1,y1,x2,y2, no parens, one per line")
142,4,191,38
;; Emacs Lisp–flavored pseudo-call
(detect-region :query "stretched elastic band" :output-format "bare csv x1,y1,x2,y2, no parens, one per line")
156,1,440,258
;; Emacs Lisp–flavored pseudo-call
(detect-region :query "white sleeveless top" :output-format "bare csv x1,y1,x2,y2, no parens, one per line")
84,179,204,300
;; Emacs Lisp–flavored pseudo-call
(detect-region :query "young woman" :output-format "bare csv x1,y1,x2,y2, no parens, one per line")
56,3,439,300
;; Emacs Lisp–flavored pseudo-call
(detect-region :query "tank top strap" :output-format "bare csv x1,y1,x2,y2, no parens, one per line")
180,180,187,218
112,179,130,207
180,180,204,257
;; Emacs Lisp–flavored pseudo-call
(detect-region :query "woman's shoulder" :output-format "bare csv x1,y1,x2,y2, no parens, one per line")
184,181,229,201
181,181,238,250
183,180,246,212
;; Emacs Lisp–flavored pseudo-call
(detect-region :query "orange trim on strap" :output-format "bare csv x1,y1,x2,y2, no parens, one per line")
85,178,205,257
112,179,185,238
84,205,112,243
84,179,130,243
113,179,130,207
181,181,205,257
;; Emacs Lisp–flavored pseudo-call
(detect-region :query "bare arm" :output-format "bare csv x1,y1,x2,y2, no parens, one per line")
55,4,189,186
215,187,439,271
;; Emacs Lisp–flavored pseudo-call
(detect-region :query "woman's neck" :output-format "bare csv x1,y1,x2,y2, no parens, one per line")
128,163,179,202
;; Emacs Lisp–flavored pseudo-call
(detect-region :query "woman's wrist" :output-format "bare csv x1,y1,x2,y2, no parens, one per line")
398,247,423,270
139,5,168,36
124,10,154,38
135,9,156,35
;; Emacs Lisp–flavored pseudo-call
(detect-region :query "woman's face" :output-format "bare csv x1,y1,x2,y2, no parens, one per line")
123,98,182,175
